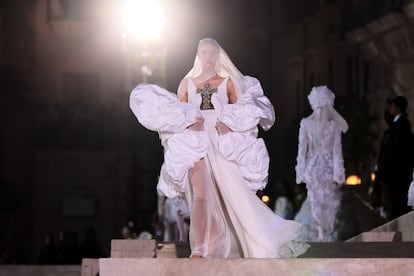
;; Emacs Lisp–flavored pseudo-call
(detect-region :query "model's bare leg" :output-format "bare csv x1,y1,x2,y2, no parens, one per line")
188,159,209,258
316,223,325,241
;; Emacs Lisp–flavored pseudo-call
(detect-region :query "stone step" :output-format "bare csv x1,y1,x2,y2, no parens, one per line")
0,265,81,276
110,239,156,258
83,240,414,275
99,258,414,276
156,241,414,258
301,242,414,258
347,210,414,242
82,258,99,276
346,231,402,242
157,242,191,258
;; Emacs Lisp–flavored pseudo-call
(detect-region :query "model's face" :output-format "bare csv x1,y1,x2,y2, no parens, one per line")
389,103,400,116
122,227,130,237
198,43,219,70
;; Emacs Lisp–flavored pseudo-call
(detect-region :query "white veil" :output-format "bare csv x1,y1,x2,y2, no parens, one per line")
180,37,275,131
182,38,245,99
307,86,348,137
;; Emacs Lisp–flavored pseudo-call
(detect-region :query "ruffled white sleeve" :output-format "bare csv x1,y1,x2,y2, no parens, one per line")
333,125,345,184
218,76,275,132
129,83,200,133
216,76,275,191
295,120,308,184
218,129,270,191
129,83,208,198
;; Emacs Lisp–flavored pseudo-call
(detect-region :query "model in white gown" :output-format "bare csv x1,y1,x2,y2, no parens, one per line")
130,38,309,258
295,86,348,242
408,174,414,208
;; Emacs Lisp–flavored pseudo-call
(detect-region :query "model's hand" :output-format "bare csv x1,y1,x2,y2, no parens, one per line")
215,121,232,135
188,117,204,131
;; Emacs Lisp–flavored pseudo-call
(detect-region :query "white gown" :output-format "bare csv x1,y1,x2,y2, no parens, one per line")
408,174,414,207
130,76,309,258
295,118,345,238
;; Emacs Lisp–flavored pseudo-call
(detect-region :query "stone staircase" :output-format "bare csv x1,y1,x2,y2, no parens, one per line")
99,258,414,276
346,210,414,242
5,212,413,275
155,240,414,259
94,211,414,275
95,241,414,275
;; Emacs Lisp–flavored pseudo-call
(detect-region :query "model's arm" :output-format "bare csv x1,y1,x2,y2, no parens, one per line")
177,78,204,130
227,79,237,104
333,125,345,185
295,120,308,184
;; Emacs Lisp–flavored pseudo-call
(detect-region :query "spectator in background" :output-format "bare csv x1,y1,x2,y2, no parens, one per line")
79,226,103,259
38,233,58,264
382,96,413,219
56,230,69,264
274,180,295,220
121,225,137,240
158,194,179,242
171,196,190,242
371,110,394,218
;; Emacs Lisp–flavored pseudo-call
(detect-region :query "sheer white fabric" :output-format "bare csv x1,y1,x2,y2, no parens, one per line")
295,115,345,240
170,196,190,219
274,196,294,220
295,86,346,241
295,86,348,241
307,86,348,134
130,76,309,258
408,174,414,207
183,38,245,101
294,198,319,242
182,38,275,131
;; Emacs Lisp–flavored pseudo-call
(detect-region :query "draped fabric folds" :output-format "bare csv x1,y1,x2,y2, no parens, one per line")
130,76,309,258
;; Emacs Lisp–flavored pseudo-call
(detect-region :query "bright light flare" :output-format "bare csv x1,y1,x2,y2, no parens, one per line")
261,195,270,204
345,175,362,185
122,0,167,40
370,172,376,182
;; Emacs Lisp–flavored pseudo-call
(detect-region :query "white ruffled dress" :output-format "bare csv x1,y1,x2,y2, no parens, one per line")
295,118,345,237
130,76,309,258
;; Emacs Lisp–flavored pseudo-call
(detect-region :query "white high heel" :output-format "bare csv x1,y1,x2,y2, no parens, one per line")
190,244,208,258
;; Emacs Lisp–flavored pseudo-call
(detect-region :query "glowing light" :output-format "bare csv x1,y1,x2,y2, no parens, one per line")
261,195,270,203
141,65,152,76
345,175,362,185
371,172,376,182
122,0,167,41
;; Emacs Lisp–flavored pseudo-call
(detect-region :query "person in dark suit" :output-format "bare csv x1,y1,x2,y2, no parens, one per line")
372,110,394,217
383,96,413,219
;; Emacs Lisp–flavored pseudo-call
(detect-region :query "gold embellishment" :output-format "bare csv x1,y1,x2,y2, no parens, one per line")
197,83,217,110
